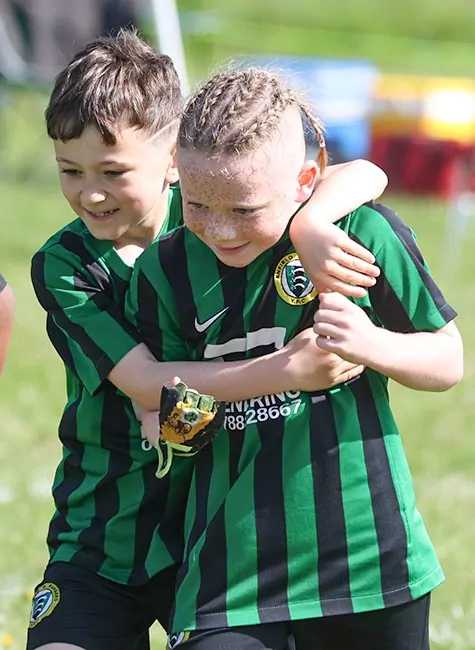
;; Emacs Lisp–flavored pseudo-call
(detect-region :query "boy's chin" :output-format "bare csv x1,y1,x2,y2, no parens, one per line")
80,218,121,242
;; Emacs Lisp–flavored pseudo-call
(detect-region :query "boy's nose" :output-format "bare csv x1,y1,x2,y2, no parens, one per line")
205,219,237,241
81,188,107,204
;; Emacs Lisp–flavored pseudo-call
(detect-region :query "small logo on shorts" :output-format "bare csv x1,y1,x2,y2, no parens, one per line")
29,582,60,628
274,253,317,305
167,631,191,648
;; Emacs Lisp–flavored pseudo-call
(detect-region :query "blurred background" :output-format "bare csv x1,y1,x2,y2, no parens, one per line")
0,1,474,648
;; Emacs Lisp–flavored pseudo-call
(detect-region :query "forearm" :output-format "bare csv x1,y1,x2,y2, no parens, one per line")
368,324,463,391
109,343,298,409
304,160,388,224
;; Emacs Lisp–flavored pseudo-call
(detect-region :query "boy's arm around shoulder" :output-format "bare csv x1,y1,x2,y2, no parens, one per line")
314,203,463,391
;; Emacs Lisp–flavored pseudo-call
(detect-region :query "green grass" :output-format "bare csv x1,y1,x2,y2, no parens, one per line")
1,183,474,648
176,0,475,78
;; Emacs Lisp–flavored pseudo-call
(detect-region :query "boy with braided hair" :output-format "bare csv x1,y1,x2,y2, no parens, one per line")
130,67,463,650
27,30,388,650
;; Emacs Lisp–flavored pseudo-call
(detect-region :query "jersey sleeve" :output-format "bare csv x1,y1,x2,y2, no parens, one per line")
349,203,457,333
126,242,190,363
31,247,141,395
0,273,6,293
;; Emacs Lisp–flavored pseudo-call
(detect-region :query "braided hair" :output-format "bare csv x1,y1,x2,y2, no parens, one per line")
178,67,327,174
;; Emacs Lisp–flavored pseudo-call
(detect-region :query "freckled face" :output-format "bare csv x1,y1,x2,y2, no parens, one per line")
178,142,310,268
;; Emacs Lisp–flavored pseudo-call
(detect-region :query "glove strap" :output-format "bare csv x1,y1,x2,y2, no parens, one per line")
156,441,173,479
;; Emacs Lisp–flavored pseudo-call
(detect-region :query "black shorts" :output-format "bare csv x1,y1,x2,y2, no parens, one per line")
168,594,431,650
27,561,178,650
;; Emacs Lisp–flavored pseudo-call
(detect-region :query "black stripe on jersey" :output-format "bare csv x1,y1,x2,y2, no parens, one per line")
371,202,454,313
244,240,290,358
360,202,455,331
110,271,130,307
132,465,174,584
59,231,111,294
178,445,214,623
310,395,353,615
350,374,411,606
136,263,164,361
76,389,134,573
194,508,228,628
349,231,414,333
193,440,231,627
32,252,81,374
217,261,247,361
46,316,76,376
254,416,291,622
159,229,200,346
47,400,85,551
0,273,6,292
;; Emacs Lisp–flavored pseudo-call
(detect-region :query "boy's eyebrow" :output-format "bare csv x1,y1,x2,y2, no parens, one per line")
233,202,269,210
55,157,77,164
55,156,126,166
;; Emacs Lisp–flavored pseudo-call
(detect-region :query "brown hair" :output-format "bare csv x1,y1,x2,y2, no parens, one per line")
46,28,182,145
178,67,327,173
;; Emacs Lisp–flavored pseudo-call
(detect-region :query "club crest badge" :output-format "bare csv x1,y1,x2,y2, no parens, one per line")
167,631,191,648
274,253,317,305
29,582,60,628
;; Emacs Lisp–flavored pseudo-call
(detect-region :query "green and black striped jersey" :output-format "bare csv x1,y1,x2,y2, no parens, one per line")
128,201,455,629
30,185,192,585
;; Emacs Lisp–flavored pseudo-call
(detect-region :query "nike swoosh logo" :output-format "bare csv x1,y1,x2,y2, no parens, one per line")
194,307,229,333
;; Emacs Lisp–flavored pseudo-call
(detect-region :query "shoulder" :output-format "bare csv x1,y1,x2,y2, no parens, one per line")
31,220,113,289
35,218,88,255
345,201,407,233
341,201,416,254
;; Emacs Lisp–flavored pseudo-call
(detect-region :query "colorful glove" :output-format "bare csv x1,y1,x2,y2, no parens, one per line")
155,381,226,478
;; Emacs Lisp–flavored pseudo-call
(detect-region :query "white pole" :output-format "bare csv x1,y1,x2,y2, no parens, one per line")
150,0,189,95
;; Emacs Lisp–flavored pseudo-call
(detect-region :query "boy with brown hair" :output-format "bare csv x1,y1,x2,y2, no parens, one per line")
27,29,387,650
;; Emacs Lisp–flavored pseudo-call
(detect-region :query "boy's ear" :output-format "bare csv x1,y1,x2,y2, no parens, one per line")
165,143,179,185
296,160,319,203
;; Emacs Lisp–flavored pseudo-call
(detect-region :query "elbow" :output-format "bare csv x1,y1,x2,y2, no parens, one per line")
431,324,464,391
435,343,464,392
439,358,464,392
354,159,388,198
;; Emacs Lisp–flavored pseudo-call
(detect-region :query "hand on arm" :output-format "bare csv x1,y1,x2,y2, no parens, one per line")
313,292,463,391
290,160,387,297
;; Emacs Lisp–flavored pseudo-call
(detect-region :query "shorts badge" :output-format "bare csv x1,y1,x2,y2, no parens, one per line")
29,582,60,628
167,631,191,648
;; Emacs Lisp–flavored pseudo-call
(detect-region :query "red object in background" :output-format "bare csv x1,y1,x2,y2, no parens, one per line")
370,136,475,198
